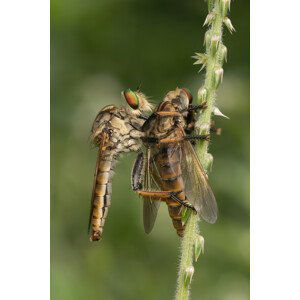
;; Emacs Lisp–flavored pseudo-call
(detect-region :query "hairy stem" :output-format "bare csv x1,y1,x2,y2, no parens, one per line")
175,213,198,300
175,1,234,299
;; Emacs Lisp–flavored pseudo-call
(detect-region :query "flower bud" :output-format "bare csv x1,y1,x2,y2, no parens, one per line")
214,67,224,88
210,34,220,56
192,53,206,64
197,87,207,103
205,153,214,171
203,13,215,26
194,234,205,261
184,266,194,287
213,106,229,119
181,207,187,219
220,44,228,63
182,208,191,225
198,122,210,135
223,17,235,34
204,30,212,47
192,53,207,71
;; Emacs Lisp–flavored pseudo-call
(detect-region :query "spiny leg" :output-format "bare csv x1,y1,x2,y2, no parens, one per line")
131,152,144,191
180,102,208,114
141,134,210,144
137,190,195,210
184,134,210,142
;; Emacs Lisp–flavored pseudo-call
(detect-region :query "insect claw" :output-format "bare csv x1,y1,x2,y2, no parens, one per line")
206,134,211,141
200,101,208,110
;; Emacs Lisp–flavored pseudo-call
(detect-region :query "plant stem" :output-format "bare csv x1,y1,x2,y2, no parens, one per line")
175,1,234,299
198,0,224,165
175,213,198,300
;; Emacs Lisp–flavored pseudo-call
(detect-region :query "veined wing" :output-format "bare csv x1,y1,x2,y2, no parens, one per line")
142,147,162,234
181,140,218,223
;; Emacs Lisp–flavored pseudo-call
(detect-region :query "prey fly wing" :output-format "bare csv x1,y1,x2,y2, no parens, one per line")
142,147,162,234
180,140,218,223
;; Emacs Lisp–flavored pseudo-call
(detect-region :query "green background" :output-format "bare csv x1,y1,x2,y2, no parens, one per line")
51,0,249,299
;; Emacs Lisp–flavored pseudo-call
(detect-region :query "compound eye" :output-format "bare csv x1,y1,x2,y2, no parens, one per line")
182,88,193,103
122,89,139,109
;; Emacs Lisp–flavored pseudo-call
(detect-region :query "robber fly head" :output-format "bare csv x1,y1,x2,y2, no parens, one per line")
122,88,153,115
163,87,193,111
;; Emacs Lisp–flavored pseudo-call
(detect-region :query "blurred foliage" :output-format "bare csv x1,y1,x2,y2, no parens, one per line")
51,0,249,299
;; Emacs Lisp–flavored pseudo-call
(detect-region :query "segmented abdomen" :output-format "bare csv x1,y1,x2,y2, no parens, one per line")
90,153,115,241
156,145,187,237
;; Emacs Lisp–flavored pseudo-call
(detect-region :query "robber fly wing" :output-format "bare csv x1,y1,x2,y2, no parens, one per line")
142,147,162,234
181,140,218,223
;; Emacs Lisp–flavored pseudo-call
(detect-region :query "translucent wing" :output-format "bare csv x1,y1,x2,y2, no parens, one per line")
181,140,218,223
142,147,162,234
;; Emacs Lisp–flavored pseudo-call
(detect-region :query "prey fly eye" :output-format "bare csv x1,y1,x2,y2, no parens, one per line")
122,89,140,110
182,88,193,103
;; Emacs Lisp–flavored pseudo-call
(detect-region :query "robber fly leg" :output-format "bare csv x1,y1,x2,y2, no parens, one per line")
136,190,171,202
131,152,144,191
170,193,196,211
179,102,208,114
136,191,195,210
184,134,210,142
141,135,183,144
189,102,207,112
141,136,160,144
155,111,182,117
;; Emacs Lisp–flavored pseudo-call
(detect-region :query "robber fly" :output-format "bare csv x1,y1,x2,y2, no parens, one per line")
131,88,218,237
89,88,152,241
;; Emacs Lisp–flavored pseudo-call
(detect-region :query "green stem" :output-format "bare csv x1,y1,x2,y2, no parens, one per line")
175,213,198,300
175,1,233,299
198,0,224,164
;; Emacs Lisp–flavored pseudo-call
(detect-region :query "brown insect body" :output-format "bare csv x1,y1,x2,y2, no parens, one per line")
144,100,190,236
134,88,217,237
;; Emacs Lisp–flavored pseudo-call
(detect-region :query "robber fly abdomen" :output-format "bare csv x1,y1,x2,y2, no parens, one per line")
90,150,114,241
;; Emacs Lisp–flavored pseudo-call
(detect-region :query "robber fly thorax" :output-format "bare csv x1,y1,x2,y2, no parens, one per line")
89,89,152,241
132,88,217,237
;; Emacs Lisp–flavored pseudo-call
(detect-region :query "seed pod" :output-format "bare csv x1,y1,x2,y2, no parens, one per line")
223,17,236,34
213,106,229,119
214,67,224,88
182,207,192,225
204,30,212,48
192,53,207,64
197,87,207,103
220,44,228,63
194,234,205,261
184,266,194,287
205,153,214,172
203,13,215,26
210,34,220,56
